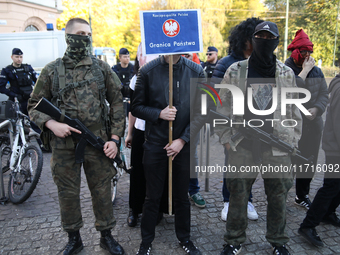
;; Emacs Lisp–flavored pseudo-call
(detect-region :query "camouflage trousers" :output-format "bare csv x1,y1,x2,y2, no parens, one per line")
225,146,293,246
51,144,117,232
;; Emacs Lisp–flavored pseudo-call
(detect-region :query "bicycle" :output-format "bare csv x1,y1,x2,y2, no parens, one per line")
0,98,43,204
110,98,131,205
111,138,131,204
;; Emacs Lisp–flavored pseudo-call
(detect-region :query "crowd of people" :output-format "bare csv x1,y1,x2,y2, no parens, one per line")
1,15,339,255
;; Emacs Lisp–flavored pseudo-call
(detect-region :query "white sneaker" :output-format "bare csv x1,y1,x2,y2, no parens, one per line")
247,201,258,220
221,202,229,221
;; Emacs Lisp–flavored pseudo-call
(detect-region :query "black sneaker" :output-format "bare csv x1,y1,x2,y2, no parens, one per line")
220,244,242,255
179,240,201,255
272,245,290,255
298,227,324,247
295,195,311,209
321,212,340,227
136,242,152,255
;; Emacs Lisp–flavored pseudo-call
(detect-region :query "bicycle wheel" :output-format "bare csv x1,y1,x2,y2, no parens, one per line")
111,177,118,205
1,146,11,173
8,145,43,204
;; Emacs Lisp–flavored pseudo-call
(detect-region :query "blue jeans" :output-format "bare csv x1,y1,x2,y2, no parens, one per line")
189,178,200,196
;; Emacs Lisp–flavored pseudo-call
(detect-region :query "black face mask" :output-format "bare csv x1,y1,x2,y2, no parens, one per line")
249,37,279,77
252,37,279,62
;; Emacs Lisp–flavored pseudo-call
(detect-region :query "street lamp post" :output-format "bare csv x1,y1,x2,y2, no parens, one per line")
283,0,289,61
333,0,340,67
89,0,93,54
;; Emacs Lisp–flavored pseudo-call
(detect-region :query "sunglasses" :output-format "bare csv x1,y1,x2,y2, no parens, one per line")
300,50,313,55
206,53,213,56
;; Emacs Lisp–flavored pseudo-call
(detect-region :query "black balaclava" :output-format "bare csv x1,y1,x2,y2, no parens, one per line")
65,34,92,63
249,37,279,77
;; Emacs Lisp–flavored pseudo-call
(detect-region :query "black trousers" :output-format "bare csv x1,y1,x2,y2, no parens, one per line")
129,128,169,214
129,128,146,214
141,141,190,243
294,117,323,198
301,156,340,228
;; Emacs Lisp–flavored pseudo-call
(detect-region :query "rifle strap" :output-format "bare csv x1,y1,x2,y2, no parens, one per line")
58,60,73,148
291,147,297,156
58,59,66,120
90,57,110,138
251,137,262,164
239,60,248,94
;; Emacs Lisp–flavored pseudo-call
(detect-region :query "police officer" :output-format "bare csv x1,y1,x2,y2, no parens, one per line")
0,48,37,116
112,48,134,117
201,46,218,78
28,18,125,255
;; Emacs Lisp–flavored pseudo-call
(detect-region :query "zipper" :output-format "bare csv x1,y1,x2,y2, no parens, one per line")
176,81,179,106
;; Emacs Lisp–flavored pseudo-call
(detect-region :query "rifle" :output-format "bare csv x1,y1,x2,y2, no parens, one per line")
208,110,313,164
34,97,126,170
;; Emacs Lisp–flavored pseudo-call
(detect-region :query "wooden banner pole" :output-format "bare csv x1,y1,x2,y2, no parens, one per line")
168,55,173,215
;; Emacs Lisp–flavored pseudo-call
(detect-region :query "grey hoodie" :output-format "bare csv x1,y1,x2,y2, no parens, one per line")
322,74,340,157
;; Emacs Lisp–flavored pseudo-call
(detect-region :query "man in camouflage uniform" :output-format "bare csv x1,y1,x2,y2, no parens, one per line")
215,21,302,255
28,18,125,255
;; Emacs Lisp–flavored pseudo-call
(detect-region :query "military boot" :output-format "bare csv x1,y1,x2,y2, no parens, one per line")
63,230,83,255
100,229,125,255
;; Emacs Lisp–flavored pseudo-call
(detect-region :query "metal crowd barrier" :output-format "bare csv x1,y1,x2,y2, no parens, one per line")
199,123,210,192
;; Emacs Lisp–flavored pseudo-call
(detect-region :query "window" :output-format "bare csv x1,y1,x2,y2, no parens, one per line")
25,25,39,31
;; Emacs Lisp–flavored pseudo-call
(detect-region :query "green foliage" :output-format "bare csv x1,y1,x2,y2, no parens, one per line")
265,0,340,66
58,0,340,67
58,0,142,59
222,0,267,45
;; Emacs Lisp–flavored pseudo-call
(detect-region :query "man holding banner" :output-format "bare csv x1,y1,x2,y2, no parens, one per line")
136,9,205,254
131,54,205,255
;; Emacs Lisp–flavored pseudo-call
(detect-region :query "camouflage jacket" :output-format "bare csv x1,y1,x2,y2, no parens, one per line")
28,55,125,149
215,59,302,156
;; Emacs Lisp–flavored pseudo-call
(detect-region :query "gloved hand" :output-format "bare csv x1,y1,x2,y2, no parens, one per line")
15,94,24,102
23,91,31,100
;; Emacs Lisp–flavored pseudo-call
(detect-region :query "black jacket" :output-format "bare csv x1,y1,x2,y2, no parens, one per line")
322,75,340,156
285,57,328,119
212,51,245,79
131,56,205,145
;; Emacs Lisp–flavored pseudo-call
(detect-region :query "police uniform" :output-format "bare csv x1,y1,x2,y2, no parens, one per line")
201,46,218,78
0,48,37,115
28,53,125,232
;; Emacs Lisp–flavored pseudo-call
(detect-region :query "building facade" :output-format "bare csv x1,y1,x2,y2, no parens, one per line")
0,0,62,33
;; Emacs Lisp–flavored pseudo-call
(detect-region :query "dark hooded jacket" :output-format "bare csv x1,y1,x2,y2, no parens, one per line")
322,75,340,157
212,51,245,79
285,57,328,122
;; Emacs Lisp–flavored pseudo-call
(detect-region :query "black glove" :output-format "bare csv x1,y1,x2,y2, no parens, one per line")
15,94,23,102
23,91,31,100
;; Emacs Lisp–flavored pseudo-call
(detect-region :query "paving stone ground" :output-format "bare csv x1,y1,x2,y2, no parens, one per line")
1,120,340,254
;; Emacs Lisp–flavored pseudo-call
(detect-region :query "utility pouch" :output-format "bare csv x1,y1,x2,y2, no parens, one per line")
40,130,52,151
